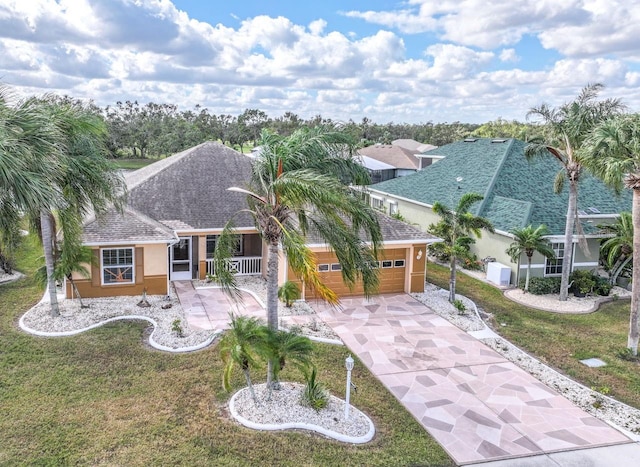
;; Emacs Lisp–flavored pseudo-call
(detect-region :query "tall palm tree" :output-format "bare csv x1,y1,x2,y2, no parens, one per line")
428,193,494,302
0,87,60,274
36,99,125,316
598,212,633,286
216,126,381,384
526,84,624,301
583,113,640,354
219,314,268,404
506,225,555,293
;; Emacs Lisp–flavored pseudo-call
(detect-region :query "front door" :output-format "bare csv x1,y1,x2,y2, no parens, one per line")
171,237,192,280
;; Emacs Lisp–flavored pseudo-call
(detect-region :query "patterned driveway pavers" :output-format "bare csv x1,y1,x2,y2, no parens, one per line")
313,293,630,465
174,281,265,331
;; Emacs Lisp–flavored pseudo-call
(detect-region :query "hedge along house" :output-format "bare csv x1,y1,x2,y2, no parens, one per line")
366,138,632,285
68,142,437,299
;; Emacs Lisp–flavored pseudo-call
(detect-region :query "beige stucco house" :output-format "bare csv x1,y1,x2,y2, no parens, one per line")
69,142,438,300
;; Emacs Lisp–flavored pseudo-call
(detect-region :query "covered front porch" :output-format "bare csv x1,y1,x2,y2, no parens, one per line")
169,231,264,281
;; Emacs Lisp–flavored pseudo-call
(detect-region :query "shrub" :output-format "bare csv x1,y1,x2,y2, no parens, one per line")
300,367,328,412
461,253,483,271
171,318,184,337
452,299,466,315
569,270,598,295
594,275,612,296
518,276,561,295
278,281,301,307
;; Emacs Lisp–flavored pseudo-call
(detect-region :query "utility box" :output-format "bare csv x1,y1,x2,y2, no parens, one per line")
486,262,511,286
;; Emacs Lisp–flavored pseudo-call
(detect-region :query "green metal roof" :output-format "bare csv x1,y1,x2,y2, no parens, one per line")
370,138,631,236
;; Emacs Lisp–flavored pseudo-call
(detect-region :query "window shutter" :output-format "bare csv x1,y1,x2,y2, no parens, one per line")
92,250,100,286
135,247,144,284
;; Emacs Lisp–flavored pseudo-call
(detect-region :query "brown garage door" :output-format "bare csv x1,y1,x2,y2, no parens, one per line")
307,248,408,299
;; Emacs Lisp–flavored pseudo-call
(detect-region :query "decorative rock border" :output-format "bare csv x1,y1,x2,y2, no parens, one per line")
18,313,221,353
228,384,376,444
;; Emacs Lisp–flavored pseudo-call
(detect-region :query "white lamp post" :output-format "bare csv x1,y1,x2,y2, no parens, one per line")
345,355,354,420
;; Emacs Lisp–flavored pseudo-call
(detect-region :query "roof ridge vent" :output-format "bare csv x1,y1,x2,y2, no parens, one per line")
491,138,508,143
464,138,478,142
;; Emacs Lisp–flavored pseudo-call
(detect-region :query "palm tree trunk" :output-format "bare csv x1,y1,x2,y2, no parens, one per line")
628,189,640,355
266,241,280,386
449,255,456,302
559,182,578,301
243,369,258,404
525,256,532,293
41,210,59,317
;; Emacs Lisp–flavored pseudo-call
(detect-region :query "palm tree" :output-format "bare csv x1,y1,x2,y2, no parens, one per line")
506,225,555,293
526,84,624,301
216,126,381,384
598,212,633,286
36,99,125,316
264,328,314,393
428,193,494,302
0,87,60,275
216,126,382,329
583,113,640,354
219,314,268,404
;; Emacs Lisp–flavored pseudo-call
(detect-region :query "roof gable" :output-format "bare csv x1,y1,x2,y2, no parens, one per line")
126,141,254,230
358,144,420,170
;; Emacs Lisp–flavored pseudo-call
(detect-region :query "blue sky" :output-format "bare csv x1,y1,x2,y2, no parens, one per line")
0,0,638,124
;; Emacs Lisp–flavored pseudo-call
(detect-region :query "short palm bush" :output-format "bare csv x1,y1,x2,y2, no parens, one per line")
300,367,329,412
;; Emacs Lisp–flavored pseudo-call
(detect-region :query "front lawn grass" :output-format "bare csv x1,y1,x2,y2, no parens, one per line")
0,237,452,466
427,261,640,409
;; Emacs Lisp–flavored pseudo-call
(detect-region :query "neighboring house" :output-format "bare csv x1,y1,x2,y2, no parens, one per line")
69,142,438,300
392,138,437,154
357,155,396,184
367,137,632,285
357,144,421,178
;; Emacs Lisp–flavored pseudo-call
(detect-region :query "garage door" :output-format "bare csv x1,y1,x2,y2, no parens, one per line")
307,248,408,299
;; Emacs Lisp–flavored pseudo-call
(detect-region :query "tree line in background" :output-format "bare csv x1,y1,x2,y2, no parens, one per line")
68,98,540,158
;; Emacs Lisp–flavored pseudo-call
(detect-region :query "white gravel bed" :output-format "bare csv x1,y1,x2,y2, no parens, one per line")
0,270,23,284
229,382,374,442
411,282,485,332
20,292,216,351
505,286,631,313
482,337,640,436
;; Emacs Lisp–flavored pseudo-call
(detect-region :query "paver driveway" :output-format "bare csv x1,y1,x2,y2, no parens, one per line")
313,294,631,465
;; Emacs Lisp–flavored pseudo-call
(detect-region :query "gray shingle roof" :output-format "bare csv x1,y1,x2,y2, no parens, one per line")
370,138,631,236
126,141,254,230
82,207,175,244
305,211,439,245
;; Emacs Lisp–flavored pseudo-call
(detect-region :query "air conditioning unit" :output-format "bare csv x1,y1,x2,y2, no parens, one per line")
486,262,511,286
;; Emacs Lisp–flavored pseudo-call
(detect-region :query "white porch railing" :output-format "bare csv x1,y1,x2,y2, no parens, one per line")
205,256,262,276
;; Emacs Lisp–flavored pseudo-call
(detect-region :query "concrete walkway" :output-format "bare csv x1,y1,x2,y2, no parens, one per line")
313,294,634,466
173,281,264,331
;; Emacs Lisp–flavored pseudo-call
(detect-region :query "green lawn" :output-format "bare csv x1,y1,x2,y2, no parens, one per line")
427,261,640,409
0,237,452,466
112,158,159,170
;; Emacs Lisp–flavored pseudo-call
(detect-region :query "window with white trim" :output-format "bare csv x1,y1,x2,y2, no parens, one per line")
318,264,329,272
545,243,564,276
206,234,243,258
388,201,398,215
381,260,393,268
371,196,384,211
331,263,342,271
102,248,134,285
394,259,405,268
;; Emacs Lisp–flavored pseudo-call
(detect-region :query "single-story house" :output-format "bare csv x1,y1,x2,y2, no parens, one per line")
357,144,421,178
367,137,631,285
69,142,438,300
392,139,440,169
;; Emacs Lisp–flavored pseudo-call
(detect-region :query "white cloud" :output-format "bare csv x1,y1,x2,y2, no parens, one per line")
499,49,519,62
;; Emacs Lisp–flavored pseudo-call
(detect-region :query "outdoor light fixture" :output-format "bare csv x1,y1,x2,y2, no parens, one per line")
345,355,354,420
416,249,423,260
